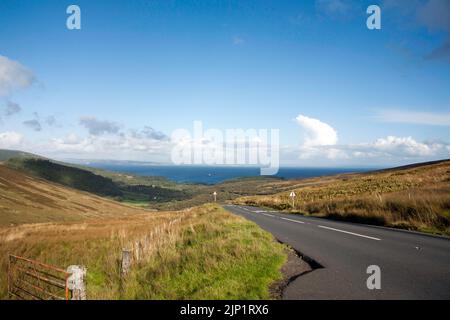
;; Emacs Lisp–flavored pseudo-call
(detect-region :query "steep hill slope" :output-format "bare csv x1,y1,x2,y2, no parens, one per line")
0,164,148,226
5,157,192,204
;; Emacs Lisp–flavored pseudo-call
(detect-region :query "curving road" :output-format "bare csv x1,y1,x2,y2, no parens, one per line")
224,205,450,300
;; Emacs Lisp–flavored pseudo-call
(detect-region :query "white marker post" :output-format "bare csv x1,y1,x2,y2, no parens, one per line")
289,191,296,209
213,191,217,202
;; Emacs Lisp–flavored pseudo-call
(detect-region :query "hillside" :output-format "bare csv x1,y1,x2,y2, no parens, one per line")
1,150,296,210
5,149,449,235
0,153,289,299
233,160,450,235
0,149,43,162
0,164,148,226
5,157,193,205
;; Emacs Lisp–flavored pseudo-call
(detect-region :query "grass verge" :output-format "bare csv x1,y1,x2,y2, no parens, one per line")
0,204,286,299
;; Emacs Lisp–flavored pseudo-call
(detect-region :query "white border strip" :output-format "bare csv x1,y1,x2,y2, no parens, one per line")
261,213,275,217
281,217,305,224
318,225,381,241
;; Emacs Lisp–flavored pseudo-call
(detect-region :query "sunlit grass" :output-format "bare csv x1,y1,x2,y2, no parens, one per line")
234,162,450,235
0,204,286,299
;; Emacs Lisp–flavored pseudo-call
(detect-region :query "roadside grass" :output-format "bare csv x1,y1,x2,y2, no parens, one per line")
233,162,450,235
123,218,285,299
0,204,286,300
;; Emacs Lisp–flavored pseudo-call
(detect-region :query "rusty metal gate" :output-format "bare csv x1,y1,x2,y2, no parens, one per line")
8,254,71,300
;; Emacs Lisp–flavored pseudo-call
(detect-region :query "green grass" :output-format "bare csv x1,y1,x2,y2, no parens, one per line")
0,204,286,300
121,200,152,208
123,218,286,299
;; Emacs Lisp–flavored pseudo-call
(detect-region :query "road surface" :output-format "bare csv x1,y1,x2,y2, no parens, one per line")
224,205,450,300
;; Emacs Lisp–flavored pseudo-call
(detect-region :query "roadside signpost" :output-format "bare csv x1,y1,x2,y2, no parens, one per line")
213,191,217,202
289,191,296,209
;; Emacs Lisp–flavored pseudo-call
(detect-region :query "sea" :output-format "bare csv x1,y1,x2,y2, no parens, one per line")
83,163,376,185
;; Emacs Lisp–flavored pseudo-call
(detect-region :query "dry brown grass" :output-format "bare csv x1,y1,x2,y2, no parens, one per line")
0,206,185,297
0,164,148,226
234,161,450,234
0,162,287,299
0,204,286,299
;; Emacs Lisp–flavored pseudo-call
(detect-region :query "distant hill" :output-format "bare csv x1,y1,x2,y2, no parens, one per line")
65,158,163,166
0,149,296,211
234,159,450,235
372,159,450,173
0,164,147,226
5,156,192,204
0,149,44,162
7,158,123,197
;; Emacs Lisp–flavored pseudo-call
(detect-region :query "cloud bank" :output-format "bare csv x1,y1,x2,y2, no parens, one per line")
46,129,172,162
376,109,450,126
0,131,24,149
295,114,450,162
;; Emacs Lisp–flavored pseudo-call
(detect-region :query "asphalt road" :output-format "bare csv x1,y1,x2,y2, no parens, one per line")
224,204,450,300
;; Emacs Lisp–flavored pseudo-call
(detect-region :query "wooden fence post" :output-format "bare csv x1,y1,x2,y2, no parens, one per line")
67,265,87,300
121,248,132,276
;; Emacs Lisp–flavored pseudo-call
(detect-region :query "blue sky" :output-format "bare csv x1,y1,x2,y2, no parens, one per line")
0,0,449,167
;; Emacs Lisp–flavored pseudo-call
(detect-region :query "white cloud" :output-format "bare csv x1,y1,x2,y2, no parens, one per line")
0,55,35,96
376,109,450,126
50,135,91,153
296,135,448,162
46,129,172,161
298,145,349,160
373,136,439,156
0,131,24,149
326,147,350,159
295,114,338,147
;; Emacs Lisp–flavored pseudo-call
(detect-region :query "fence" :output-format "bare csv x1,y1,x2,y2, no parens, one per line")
8,214,187,298
121,216,183,276
7,255,86,300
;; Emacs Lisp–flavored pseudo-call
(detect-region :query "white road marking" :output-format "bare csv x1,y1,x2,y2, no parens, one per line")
281,217,305,224
233,206,381,241
262,213,275,217
318,225,381,241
